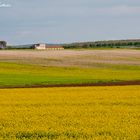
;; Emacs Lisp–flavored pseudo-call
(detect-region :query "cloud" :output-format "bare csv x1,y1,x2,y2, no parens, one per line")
1,0,140,44
0,2,11,8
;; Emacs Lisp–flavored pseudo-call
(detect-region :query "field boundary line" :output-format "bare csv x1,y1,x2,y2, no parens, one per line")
0,80,140,89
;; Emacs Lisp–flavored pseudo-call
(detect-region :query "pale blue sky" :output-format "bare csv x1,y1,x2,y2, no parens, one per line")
0,0,140,45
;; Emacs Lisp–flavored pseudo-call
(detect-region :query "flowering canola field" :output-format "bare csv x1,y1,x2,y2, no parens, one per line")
0,86,140,140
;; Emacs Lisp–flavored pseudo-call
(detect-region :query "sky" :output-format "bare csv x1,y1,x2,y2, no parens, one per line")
0,0,140,45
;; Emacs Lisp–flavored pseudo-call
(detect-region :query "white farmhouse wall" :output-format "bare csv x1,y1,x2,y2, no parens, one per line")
35,44,46,50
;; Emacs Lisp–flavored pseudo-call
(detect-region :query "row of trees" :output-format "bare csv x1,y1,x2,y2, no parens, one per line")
64,40,140,49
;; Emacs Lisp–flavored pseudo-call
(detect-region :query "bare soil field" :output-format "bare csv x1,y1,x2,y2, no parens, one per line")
0,49,140,67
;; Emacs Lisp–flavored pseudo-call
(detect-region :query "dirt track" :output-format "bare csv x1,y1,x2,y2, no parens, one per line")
0,80,140,89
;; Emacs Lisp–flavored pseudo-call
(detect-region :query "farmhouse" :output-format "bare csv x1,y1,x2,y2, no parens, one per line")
34,43,64,50
0,41,7,49
34,44,46,50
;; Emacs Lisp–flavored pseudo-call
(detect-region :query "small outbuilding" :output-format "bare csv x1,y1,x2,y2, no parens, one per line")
33,43,64,50
46,46,64,50
0,41,7,49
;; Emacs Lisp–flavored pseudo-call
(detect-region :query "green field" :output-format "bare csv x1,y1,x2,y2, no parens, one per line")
0,62,140,87
0,86,140,140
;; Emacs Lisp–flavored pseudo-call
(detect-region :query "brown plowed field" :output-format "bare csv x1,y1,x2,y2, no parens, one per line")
0,49,140,67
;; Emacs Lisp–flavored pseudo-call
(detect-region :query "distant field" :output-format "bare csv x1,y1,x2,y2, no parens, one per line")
0,49,140,67
0,86,140,140
0,49,140,87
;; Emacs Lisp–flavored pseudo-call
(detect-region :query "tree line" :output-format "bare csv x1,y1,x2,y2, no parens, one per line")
63,39,140,49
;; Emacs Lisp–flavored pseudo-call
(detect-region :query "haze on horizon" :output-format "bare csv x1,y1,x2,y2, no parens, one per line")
0,0,140,45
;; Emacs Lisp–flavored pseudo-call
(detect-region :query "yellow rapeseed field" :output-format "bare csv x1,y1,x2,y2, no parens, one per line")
0,86,140,140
